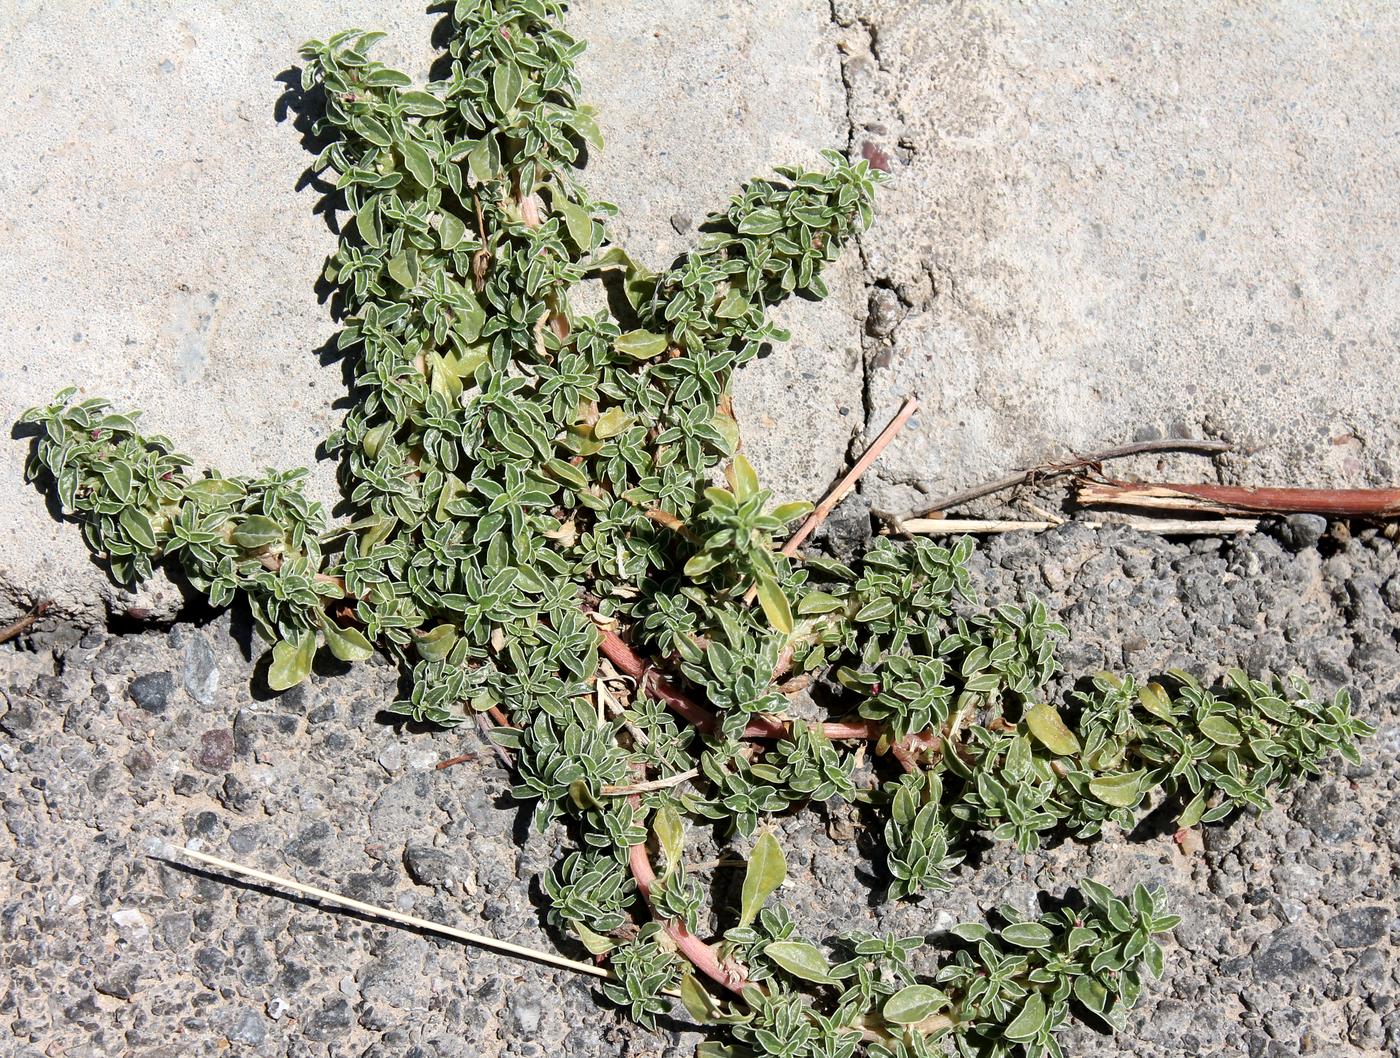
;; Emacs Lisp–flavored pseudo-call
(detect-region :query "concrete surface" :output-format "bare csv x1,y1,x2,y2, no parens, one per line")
0,0,861,624
833,0,1400,515
3,0,1399,622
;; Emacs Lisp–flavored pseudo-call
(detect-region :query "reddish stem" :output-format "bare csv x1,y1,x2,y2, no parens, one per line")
627,815,752,997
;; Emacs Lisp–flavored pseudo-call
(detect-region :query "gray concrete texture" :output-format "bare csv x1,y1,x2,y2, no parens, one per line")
1,0,1397,622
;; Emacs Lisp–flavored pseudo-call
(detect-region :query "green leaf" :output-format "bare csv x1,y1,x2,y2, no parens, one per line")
364,68,411,88
1026,703,1081,757
684,553,719,580
556,197,594,250
654,805,684,872
320,618,373,663
439,211,467,250
1137,681,1173,719
387,252,416,289
571,921,614,956
1000,921,1055,948
679,972,719,1024
754,573,794,636
267,632,315,692
355,195,381,248
1089,771,1146,808
118,507,157,551
593,407,630,439
1199,715,1242,747
738,209,783,236
949,922,991,943
883,984,947,1025
570,106,604,150
183,477,246,503
1177,790,1208,828
401,138,434,187
400,89,446,116
100,462,132,501
739,829,785,927
492,62,522,112
1003,991,1048,1042
415,624,459,662
763,940,839,984
543,458,588,491
1073,975,1110,1015
614,329,669,359
796,590,843,616
232,515,283,549
728,453,760,500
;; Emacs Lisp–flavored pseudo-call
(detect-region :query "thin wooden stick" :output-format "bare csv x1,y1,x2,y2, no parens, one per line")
0,599,52,645
899,439,1233,519
1077,480,1400,518
153,843,611,981
601,768,700,796
894,516,1259,536
780,397,919,558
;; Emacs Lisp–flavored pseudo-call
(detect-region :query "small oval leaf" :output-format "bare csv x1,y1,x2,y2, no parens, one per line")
883,984,947,1025
615,329,670,359
739,829,786,928
1025,703,1081,757
763,940,838,984
267,632,315,692
1089,771,1146,808
1003,991,1048,1042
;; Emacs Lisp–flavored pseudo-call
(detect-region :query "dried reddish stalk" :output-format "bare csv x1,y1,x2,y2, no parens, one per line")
0,599,51,645
1078,480,1400,518
901,438,1232,519
627,802,752,996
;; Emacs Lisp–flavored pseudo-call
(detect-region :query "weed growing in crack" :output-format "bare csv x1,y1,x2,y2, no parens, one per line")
18,3,1372,1056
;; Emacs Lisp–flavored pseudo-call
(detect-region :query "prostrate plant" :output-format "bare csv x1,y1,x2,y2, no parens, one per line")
18,3,1373,1056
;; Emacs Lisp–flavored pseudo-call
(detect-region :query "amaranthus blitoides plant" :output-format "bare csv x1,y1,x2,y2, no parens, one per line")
19,4,1372,1057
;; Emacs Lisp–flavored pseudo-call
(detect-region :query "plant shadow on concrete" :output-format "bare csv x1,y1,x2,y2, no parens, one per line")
14,4,1375,1058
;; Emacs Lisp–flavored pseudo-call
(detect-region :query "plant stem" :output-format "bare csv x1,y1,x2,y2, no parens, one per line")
0,599,52,644
626,823,752,997
898,438,1232,519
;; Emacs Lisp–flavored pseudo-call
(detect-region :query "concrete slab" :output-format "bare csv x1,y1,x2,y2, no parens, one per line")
833,1,1400,515
0,1,862,622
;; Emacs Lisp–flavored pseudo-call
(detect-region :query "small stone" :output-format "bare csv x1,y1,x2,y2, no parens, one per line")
507,987,542,1035
182,634,220,705
125,746,156,777
227,1009,266,1046
266,998,289,1021
1252,926,1322,980
0,698,35,735
128,671,175,714
195,729,234,773
1281,513,1327,549
159,911,193,951
1327,906,1391,949
305,997,353,1041
866,286,904,338
96,966,142,1000
405,844,452,888
111,909,149,937
377,743,404,773
218,773,258,813
288,820,333,866
669,213,692,234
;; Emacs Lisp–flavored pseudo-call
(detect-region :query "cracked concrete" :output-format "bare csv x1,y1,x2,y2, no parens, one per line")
831,1,1400,517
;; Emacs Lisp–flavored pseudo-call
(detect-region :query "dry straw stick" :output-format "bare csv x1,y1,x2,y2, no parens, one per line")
153,843,611,981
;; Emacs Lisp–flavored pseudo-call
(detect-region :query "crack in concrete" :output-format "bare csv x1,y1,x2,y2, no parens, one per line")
828,0,878,460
